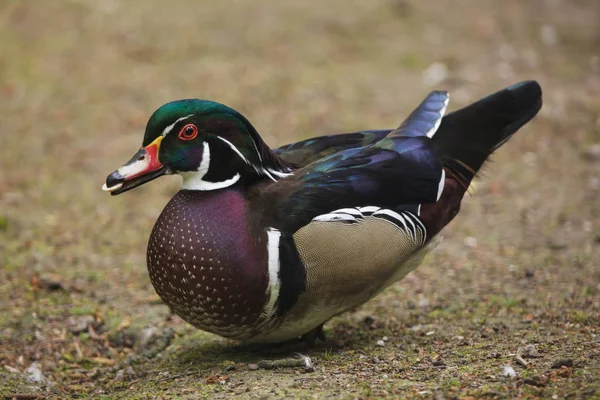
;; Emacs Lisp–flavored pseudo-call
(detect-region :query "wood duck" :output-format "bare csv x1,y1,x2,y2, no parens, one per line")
102,81,542,343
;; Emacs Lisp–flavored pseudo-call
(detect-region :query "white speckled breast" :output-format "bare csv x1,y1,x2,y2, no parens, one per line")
146,190,270,340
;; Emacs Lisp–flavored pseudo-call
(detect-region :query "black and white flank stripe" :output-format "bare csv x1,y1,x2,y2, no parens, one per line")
313,206,427,245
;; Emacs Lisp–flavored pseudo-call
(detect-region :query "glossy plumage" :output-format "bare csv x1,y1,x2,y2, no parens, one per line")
104,80,542,343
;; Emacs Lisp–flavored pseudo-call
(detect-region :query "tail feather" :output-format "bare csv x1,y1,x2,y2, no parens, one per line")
432,80,542,187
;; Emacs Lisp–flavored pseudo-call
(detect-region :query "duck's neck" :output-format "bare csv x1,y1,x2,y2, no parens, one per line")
180,170,241,191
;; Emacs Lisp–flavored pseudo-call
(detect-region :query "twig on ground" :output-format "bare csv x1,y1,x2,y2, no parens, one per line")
4,394,44,400
256,353,314,372
156,370,201,383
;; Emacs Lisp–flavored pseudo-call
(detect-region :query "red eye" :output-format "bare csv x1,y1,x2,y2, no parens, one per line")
178,124,198,141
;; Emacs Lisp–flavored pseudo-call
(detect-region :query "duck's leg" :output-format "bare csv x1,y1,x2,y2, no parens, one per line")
300,323,326,346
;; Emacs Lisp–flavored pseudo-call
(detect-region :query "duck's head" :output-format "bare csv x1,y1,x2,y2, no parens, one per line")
103,99,291,195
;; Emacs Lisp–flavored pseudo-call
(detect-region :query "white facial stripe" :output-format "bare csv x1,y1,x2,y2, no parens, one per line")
215,137,292,182
215,137,251,164
265,168,293,178
261,168,277,182
180,142,241,190
261,228,282,320
181,173,240,190
162,114,194,137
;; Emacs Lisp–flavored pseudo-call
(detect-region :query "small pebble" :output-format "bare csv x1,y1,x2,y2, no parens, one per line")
25,363,44,383
464,237,478,248
502,365,517,378
376,340,385,347
522,151,537,166
4,365,20,374
583,143,600,161
518,344,540,358
382,336,389,342
67,315,96,334
540,24,559,46
422,62,448,87
115,366,135,381
248,363,259,371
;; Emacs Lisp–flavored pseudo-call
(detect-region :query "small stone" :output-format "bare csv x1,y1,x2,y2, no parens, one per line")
25,363,44,383
139,326,158,347
115,366,135,381
551,359,573,369
67,315,97,334
363,316,376,325
518,344,540,358
548,236,568,250
382,336,389,342
425,331,435,336
376,340,385,347
4,365,20,374
522,151,537,167
502,365,517,378
422,62,448,87
464,237,478,248
540,24,559,46
583,143,600,161
222,361,236,372
248,363,259,371
525,270,535,278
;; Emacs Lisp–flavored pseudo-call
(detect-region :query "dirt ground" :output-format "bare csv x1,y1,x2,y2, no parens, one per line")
1,1,599,399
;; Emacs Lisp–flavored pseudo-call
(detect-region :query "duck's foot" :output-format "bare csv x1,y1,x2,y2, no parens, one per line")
300,323,326,346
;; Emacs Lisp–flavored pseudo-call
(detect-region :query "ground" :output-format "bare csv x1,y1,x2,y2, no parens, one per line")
1,1,599,399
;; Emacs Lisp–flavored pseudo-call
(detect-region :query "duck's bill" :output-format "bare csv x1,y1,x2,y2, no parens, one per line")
102,136,168,196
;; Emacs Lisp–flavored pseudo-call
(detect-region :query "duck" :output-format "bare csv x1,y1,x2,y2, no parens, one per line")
102,80,542,343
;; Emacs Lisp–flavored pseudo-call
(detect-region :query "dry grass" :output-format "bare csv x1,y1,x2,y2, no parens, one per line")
1,0,599,398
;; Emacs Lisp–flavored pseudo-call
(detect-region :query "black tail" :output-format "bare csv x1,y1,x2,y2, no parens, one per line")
432,80,542,188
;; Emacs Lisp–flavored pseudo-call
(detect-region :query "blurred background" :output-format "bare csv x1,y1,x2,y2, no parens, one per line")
1,0,599,398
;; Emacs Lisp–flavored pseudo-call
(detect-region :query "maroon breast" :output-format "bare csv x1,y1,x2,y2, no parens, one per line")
147,190,269,339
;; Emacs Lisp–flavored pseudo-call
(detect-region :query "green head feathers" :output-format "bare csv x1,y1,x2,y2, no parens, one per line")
140,99,290,184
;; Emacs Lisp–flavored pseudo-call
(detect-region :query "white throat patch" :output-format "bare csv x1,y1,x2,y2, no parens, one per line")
180,142,241,190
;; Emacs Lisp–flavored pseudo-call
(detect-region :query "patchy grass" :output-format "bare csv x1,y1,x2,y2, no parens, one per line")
1,0,599,398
